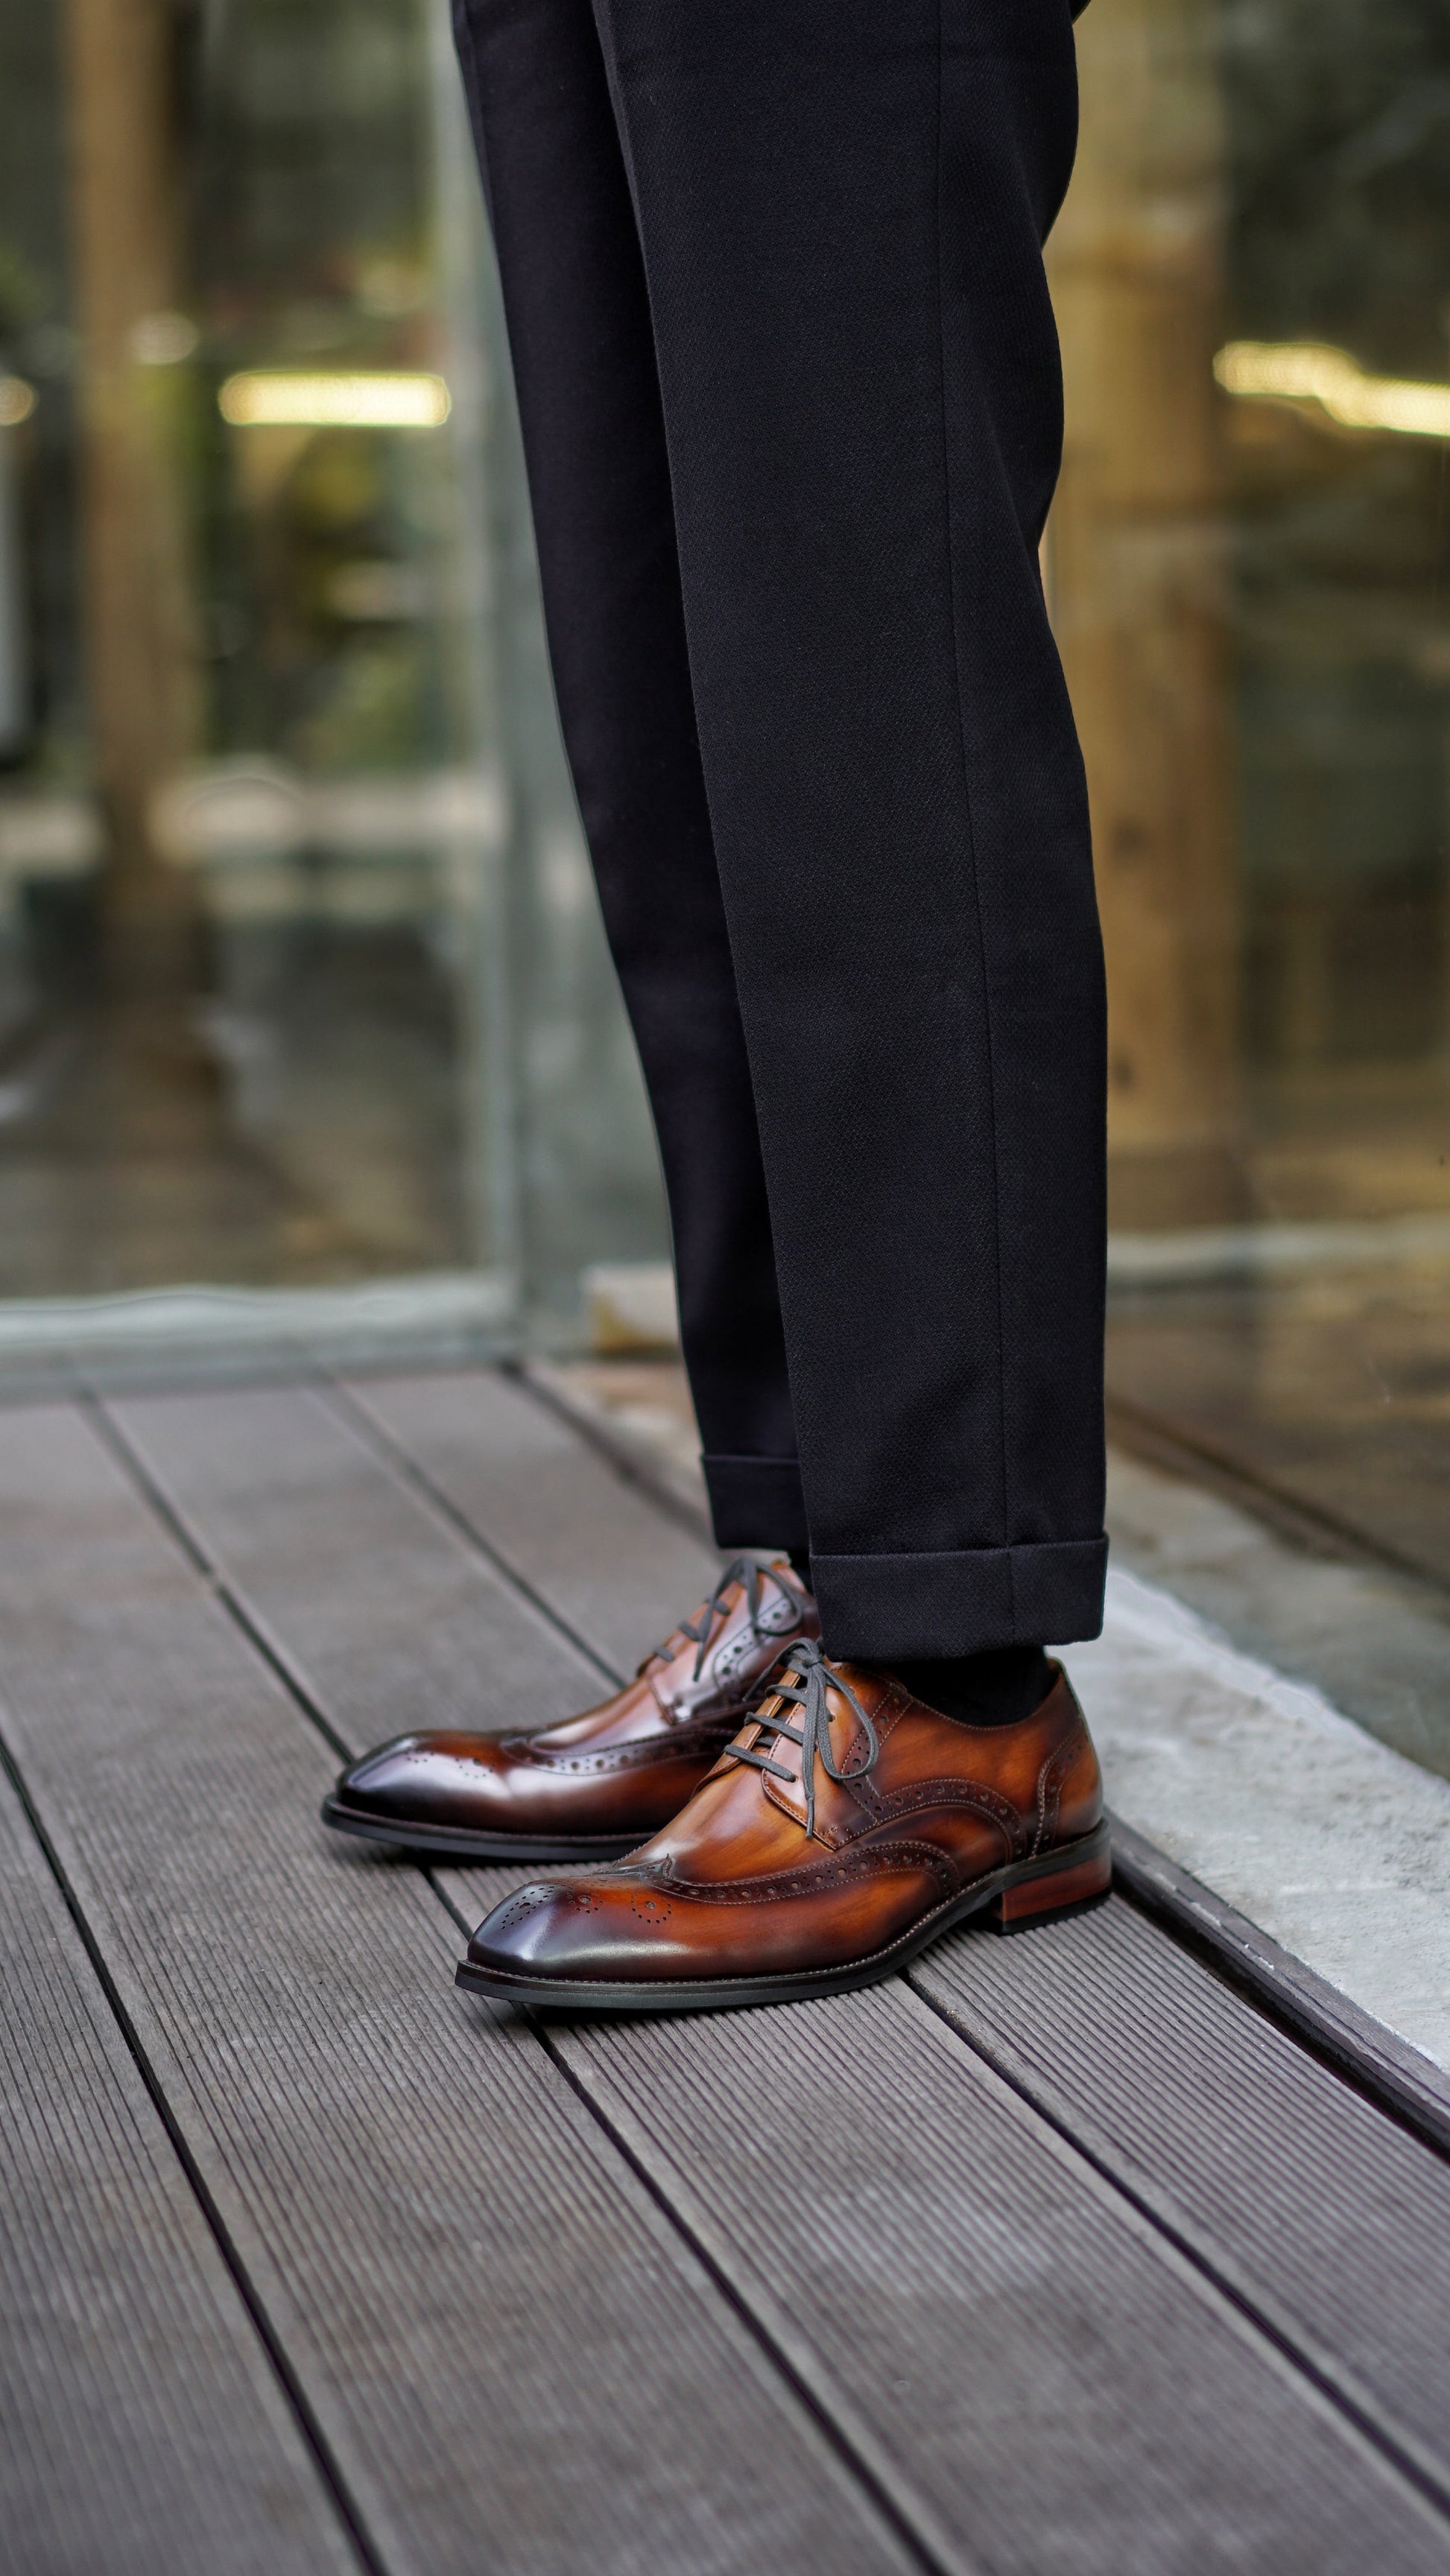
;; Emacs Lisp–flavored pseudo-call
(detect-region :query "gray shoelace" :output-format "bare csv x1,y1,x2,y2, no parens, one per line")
727,1636,879,1839
656,1555,807,1684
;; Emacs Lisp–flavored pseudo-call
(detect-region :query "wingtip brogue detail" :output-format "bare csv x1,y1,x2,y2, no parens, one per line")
321,1557,818,1862
455,1643,1111,2012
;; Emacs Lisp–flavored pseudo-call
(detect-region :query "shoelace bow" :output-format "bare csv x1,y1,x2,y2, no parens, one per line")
650,1555,807,1684
728,1636,880,1840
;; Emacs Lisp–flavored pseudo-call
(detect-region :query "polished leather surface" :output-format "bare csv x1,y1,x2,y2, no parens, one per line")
463,1653,1106,1992
324,1559,818,1855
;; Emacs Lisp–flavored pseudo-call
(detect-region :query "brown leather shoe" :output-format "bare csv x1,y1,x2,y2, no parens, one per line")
455,1640,1109,2011
321,1558,817,1862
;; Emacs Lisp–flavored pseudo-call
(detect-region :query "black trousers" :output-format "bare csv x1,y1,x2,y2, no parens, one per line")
453,0,1107,1660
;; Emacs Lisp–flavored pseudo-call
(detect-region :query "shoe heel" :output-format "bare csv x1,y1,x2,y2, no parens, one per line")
989,1838,1112,1935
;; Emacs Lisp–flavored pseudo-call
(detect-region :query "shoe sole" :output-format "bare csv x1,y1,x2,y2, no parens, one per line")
320,1796,647,1865
452,1823,1112,2016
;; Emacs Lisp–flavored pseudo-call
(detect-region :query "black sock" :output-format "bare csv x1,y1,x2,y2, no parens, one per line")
787,1549,813,1590
892,1646,1051,1728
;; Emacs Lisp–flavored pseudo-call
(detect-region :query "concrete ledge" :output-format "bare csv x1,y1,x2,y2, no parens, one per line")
1067,1568,1450,2074
0,1275,515,1397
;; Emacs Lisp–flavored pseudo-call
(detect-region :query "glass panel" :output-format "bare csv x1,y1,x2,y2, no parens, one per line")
0,0,665,1323
1054,0,1450,1616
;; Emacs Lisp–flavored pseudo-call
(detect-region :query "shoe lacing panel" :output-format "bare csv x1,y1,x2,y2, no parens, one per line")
648,1556,808,1685
727,1637,879,1840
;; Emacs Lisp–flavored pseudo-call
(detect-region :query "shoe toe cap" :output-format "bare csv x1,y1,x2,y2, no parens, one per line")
467,1874,660,1979
332,1732,501,1827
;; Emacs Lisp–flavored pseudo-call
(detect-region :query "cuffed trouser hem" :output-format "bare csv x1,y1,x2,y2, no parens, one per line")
810,1537,1109,1661
702,1453,810,1555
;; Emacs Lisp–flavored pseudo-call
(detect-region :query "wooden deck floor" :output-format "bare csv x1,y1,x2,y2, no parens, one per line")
5,1365,1450,2575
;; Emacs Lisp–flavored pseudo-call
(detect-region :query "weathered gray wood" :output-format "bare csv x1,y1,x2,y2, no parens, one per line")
0,1758,355,2576
118,1374,1450,2573
913,1890,1450,2510
338,1368,722,1681
1109,1813,1450,2159
112,1380,608,1741
0,1400,916,2576
517,1974,1450,2576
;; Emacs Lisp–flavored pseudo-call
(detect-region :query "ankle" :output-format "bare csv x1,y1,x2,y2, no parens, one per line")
892,1646,1051,1728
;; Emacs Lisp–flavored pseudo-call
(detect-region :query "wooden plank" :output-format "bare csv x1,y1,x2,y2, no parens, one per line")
0,1759,355,2576
113,1380,611,1741
501,1969,1450,2576
0,1400,916,2576
1109,1813,1450,2160
912,1890,1450,2510
338,1367,722,1681
117,1377,1450,2572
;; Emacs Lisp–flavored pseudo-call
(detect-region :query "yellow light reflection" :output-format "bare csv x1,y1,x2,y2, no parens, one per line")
218,371,451,428
1215,340,1450,440
0,376,37,427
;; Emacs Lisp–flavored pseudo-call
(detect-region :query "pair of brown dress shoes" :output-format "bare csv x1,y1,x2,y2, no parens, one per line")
323,1558,1109,2014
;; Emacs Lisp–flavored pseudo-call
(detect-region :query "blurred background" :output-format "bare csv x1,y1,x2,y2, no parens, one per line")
0,0,667,1351
1,0,1449,1610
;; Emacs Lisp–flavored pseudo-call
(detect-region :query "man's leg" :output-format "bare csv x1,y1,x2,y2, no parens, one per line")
452,0,808,1556
323,0,833,1877
455,0,1116,2010
589,0,1107,1662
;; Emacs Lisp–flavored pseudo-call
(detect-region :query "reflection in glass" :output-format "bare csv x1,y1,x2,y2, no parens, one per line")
0,0,664,1315
1056,0,1450,1596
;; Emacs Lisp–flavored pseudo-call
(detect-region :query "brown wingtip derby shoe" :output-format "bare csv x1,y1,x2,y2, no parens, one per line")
320,1558,818,1862
454,1642,1109,2012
